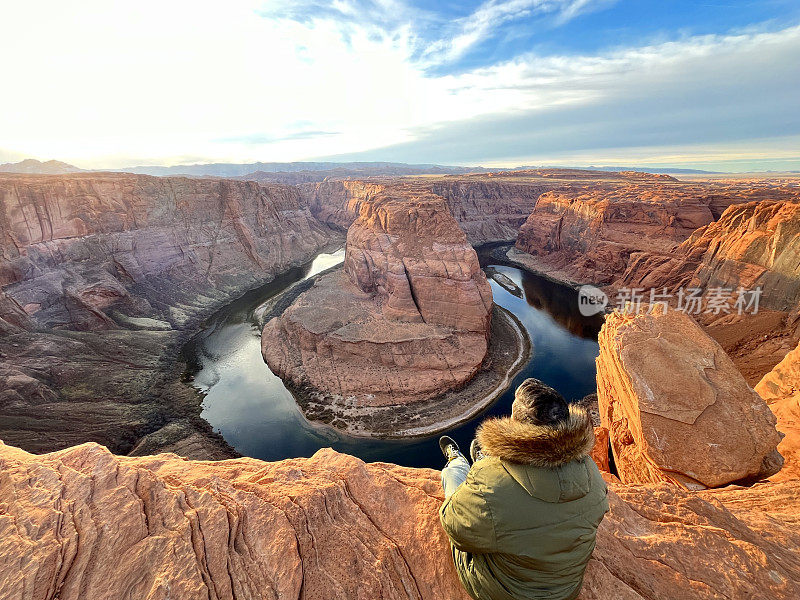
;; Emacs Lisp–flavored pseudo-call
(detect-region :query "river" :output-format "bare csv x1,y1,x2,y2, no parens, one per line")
182,248,603,469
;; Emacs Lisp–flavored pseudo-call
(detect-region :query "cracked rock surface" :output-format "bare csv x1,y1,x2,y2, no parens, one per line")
596,307,783,488
1,440,798,600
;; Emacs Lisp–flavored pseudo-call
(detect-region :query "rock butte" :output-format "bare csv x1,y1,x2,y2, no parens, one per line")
596,307,782,488
1,440,799,600
262,191,493,409
756,340,800,482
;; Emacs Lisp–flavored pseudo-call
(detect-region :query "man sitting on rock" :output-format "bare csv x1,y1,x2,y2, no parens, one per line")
439,378,608,600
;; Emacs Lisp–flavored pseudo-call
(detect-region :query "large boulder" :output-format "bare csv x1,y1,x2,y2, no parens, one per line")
2,440,799,600
756,341,800,481
596,307,783,488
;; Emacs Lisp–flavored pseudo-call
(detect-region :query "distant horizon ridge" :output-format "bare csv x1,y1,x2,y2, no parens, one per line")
3,157,798,178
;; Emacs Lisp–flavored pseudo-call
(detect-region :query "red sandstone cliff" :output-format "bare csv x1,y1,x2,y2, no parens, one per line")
619,198,800,382
0,173,341,457
515,184,716,285
301,178,548,245
0,173,335,330
622,199,800,310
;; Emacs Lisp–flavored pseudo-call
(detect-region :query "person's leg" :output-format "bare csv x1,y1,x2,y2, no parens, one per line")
441,452,471,498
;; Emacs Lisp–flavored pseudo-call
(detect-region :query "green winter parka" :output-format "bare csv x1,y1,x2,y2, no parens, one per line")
440,405,609,600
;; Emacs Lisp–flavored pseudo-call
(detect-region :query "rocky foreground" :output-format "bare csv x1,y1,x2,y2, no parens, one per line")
3,297,799,599
1,441,798,600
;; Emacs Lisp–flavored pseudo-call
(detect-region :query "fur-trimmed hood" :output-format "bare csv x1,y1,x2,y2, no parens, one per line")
476,404,595,467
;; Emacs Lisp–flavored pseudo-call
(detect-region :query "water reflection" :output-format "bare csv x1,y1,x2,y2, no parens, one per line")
520,273,604,339
183,250,602,469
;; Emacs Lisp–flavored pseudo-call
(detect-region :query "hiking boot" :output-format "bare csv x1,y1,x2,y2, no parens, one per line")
439,436,461,462
470,438,486,462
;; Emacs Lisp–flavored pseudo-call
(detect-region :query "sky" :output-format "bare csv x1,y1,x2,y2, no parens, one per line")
1,0,799,171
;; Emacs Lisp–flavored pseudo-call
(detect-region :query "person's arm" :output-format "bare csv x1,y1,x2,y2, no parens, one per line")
439,472,498,554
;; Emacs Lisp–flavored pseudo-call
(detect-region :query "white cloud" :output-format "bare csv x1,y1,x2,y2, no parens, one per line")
0,1,797,168
422,0,614,64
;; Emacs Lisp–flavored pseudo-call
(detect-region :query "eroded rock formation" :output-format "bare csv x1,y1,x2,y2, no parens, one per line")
619,197,800,383
301,179,549,245
596,307,783,488
0,173,334,330
515,184,716,285
621,198,800,311
2,440,799,600
511,178,800,384
756,341,800,481
262,192,493,413
0,173,341,456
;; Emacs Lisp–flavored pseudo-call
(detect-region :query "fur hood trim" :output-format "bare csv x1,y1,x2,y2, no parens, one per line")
476,404,595,467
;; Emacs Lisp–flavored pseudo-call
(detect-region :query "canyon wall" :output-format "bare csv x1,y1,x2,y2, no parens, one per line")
262,191,495,429
300,179,386,230
0,173,341,456
623,199,800,311
302,178,557,245
512,179,800,383
2,439,799,600
0,173,334,330
515,184,716,285
428,180,548,243
620,197,800,383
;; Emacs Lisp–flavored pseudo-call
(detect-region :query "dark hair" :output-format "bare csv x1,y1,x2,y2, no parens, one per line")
512,378,569,426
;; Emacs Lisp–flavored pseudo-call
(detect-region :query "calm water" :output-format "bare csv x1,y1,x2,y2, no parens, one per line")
182,250,603,469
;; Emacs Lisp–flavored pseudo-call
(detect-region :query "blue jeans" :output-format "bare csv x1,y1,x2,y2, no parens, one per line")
441,452,470,498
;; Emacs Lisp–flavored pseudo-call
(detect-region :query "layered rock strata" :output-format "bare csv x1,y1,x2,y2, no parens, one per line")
301,170,683,247
512,180,800,384
619,198,800,383
596,307,783,488
1,440,799,600
0,173,334,329
301,179,549,244
262,192,495,421
620,199,800,311
0,173,340,456
515,184,716,285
